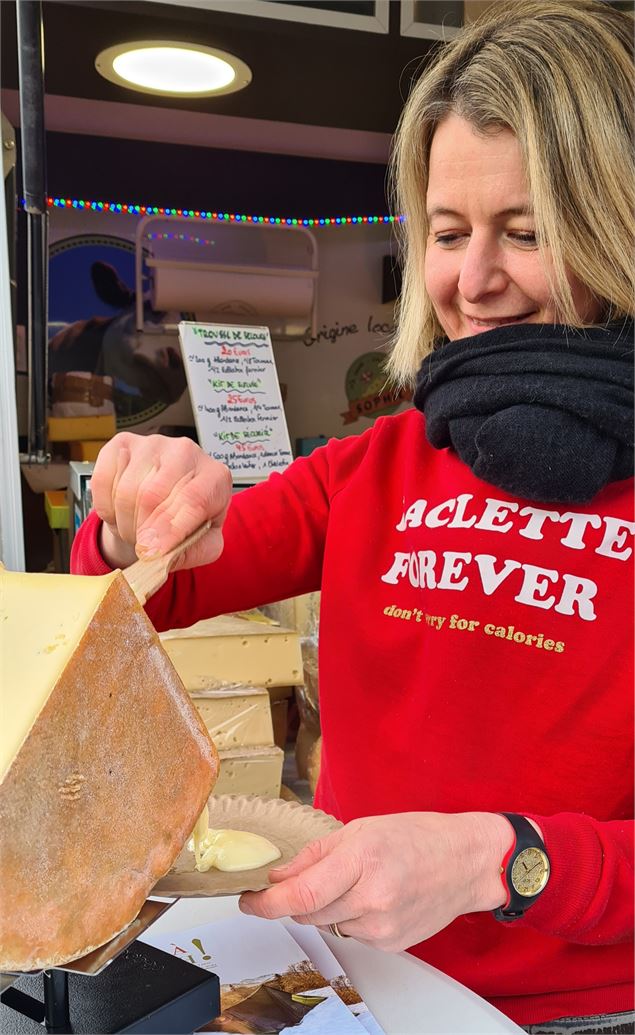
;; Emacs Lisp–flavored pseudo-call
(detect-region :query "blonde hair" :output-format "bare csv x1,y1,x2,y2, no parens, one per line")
387,0,635,386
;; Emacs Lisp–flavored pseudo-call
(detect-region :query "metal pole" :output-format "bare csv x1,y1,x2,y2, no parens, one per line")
0,120,25,570
43,970,72,1033
16,0,49,461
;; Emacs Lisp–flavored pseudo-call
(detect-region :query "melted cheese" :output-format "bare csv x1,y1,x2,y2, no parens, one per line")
189,805,281,872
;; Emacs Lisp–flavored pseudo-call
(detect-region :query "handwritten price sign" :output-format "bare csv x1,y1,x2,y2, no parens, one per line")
178,322,293,483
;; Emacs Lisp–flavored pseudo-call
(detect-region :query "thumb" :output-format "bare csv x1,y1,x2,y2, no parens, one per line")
269,832,342,882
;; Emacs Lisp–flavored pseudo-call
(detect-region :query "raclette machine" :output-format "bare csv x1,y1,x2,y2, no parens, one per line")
0,901,220,1034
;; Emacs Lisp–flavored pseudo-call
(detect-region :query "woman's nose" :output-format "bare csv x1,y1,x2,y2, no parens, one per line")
457,236,507,302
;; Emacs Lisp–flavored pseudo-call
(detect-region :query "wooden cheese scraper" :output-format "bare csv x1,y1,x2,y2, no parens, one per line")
122,520,212,605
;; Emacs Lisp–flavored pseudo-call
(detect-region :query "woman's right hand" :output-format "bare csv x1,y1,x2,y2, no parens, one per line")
89,432,233,571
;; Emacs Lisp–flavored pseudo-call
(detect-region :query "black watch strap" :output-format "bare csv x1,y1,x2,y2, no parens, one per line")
493,813,549,922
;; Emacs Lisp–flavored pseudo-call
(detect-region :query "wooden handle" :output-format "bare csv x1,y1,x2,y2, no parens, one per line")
122,520,212,605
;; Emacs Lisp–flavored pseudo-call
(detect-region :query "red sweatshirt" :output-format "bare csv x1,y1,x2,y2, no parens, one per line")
72,409,634,1027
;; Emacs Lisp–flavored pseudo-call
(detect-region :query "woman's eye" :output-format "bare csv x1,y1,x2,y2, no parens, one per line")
509,231,538,246
434,233,464,246
432,230,538,247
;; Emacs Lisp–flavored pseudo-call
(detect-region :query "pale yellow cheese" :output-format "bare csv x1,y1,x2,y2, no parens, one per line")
189,806,280,872
47,413,116,442
0,567,218,972
214,745,284,799
190,687,274,750
160,615,303,690
0,569,119,781
195,829,281,872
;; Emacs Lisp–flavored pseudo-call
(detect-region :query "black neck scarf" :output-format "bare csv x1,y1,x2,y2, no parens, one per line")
413,320,634,504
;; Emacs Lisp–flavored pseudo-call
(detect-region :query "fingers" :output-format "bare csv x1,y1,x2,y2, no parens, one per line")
288,898,406,952
298,904,411,951
135,466,230,559
168,527,226,572
90,438,131,529
239,816,434,953
239,838,360,921
291,891,364,928
89,433,232,565
267,836,334,882
107,448,161,547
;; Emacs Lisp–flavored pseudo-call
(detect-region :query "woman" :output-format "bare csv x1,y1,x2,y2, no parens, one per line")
72,1,634,1030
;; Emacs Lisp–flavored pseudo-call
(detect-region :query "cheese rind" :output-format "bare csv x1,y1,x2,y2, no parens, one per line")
0,570,218,972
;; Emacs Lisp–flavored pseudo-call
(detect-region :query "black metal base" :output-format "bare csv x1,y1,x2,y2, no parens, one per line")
0,941,220,1033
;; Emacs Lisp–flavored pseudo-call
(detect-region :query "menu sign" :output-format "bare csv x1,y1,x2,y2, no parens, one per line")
178,322,293,483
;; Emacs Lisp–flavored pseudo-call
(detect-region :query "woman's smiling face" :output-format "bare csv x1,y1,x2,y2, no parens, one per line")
424,114,602,340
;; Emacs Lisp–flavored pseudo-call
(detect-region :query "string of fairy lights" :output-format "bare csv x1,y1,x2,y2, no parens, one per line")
43,196,404,227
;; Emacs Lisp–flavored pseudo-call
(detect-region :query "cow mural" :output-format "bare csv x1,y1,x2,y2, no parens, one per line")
48,255,188,425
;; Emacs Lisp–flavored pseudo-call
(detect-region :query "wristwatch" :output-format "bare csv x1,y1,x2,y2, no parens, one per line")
493,813,550,921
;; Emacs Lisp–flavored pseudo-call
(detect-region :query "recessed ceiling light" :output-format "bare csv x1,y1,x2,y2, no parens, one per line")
95,41,252,97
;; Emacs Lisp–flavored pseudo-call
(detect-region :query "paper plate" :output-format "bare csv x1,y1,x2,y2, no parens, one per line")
153,794,342,897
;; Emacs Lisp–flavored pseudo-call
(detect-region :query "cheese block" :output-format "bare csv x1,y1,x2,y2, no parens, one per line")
47,413,116,442
214,746,284,799
0,568,219,972
190,687,274,750
69,440,108,462
160,615,303,690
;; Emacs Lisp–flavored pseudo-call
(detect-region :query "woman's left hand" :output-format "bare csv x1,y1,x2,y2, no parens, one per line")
239,811,512,951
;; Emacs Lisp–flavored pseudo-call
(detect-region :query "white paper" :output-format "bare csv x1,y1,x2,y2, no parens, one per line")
280,988,364,1035
283,921,385,1035
142,915,305,983
178,321,293,483
141,913,375,1034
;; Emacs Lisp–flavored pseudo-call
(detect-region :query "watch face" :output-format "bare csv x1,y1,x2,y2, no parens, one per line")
511,847,550,897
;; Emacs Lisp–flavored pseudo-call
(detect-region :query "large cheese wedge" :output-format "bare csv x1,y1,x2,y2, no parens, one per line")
0,568,219,972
